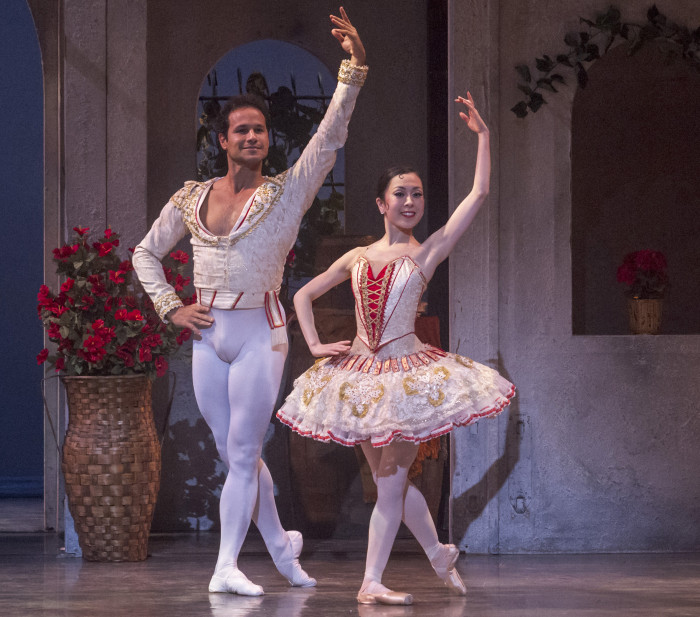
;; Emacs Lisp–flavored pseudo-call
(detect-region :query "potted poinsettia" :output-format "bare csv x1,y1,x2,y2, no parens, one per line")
37,226,193,562
616,250,668,334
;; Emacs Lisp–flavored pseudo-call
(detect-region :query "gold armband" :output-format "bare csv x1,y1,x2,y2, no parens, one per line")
338,59,368,86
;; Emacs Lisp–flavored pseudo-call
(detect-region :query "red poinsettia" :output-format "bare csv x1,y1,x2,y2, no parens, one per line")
37,227,193,379
617,250,668,299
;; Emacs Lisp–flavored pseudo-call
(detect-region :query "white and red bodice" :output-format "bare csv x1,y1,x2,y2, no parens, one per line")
351,255,427,353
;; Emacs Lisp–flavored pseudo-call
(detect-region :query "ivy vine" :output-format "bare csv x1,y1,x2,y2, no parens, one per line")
512,5,700,118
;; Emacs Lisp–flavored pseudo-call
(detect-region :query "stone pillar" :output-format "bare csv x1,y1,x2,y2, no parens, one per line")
447,0,503,553
63,0,147,249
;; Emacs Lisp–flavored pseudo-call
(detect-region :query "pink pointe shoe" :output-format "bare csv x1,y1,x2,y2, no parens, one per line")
357,581,413,605
274,530,316,587
429,543,466,595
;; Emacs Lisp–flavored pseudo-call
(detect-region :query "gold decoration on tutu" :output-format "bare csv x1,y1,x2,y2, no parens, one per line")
339,378,385,418
403,366,450,407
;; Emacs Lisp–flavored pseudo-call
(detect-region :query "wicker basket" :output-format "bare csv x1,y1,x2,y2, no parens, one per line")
627,298,663,335
62,374,161,561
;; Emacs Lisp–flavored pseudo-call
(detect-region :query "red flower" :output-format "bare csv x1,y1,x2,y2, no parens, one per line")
127,309,143,321
91,319,115,343
119,260,134,273
52,245,78,261
184,293,198,306
48,322,62,339
60,278,74,293
142,333,162,349
163,266,173,283
79,295,95,310
176,329,191,345
170,250,189,264
109,270,125,284
285,249,296,267
51,304,69,317
79,335,106,363
73,226,90,235
37,349,49,365
94,241,114,256
139,346,153,362
55,357,65,371
155,356,168,377
116,344,135,367
173,274,190,292
104,228,114,239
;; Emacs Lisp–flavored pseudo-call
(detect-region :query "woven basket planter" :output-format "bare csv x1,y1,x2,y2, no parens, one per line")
61,374,161,561
627,298,663,335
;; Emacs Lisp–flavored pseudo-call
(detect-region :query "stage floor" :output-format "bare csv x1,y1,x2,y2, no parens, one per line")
1,533,699,616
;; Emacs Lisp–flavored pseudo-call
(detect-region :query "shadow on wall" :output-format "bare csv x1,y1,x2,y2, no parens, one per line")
153,418,225,532
452,356,521,544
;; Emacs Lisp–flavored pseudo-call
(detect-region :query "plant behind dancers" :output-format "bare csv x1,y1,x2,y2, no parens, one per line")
277,93,515,605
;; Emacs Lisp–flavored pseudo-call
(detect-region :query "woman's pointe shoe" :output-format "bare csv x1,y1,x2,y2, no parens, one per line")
208,567,264,596
429,543,466,595
357,582,413,605
274,530,317,587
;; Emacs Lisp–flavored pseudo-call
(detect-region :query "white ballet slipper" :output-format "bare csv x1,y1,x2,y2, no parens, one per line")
208,567,264,596
273,530,316,587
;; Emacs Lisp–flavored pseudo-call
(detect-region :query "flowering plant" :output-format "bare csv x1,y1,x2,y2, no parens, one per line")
37,226,194,379
616,250,668,299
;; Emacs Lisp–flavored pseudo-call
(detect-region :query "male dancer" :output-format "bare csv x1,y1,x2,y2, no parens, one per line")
132,8,367,596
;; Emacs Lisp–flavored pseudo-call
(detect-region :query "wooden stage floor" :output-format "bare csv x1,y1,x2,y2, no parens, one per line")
1,533,699,616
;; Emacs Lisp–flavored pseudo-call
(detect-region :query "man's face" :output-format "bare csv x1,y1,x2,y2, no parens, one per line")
218,107,269,167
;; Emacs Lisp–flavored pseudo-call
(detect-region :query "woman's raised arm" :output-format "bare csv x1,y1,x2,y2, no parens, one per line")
419,93,490,280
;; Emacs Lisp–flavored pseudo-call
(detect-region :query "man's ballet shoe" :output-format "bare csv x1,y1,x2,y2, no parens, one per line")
208,567,264,596
429,543,466,595
357,582,412,605
357,590,413,605
274,530,317,587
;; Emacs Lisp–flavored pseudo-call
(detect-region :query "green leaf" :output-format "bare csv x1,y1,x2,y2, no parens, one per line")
537,78,558,93
73,261,83,270
550,73,565,84
517,84,533,96
535,57,555,72
527,92,546,112
556,54,573,67
564,32,579,47
59,326,70,339
515,64,532,83
511,101,528,118
575,62,588,88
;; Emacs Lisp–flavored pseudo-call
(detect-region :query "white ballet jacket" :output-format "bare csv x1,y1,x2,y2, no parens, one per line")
132,60,368,345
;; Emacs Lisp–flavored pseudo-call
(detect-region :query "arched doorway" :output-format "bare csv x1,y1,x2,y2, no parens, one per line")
571,41,700,335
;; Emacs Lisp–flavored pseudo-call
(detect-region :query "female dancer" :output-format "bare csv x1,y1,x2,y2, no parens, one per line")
277,93,514,605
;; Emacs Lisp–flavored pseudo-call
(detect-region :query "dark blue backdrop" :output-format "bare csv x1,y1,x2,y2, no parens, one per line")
0,0,44,496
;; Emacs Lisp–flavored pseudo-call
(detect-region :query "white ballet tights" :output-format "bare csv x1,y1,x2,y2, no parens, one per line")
359,440,441,590
192,307,291,573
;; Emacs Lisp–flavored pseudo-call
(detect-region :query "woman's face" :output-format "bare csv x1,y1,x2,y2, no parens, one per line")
376,173,424,230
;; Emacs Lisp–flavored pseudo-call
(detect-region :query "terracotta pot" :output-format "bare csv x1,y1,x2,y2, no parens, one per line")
62,374,161,561
627,298,663,335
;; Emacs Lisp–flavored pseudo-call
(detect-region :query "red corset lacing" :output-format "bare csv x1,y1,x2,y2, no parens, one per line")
366,263,388,345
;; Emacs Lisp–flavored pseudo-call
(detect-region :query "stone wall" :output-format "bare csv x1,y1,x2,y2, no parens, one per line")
449,0,700,552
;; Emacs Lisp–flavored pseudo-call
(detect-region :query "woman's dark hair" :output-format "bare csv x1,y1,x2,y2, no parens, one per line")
214,94,271,136
375,166,421,200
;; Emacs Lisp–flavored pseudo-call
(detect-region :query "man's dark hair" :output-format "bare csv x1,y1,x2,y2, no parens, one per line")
214,94,271,136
